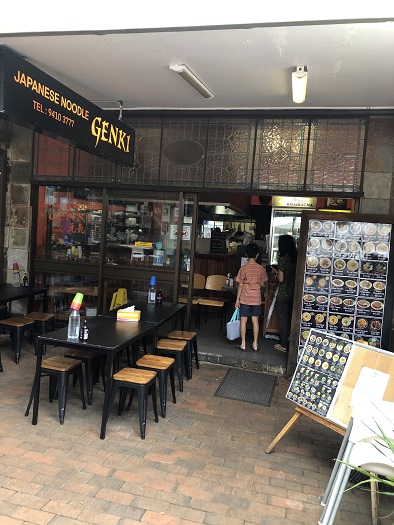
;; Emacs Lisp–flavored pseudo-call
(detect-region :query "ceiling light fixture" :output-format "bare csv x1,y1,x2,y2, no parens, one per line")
169,64,214,99
292,65,308,104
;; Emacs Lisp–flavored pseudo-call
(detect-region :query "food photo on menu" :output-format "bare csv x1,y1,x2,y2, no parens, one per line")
298,218,391,356
287,329,353,418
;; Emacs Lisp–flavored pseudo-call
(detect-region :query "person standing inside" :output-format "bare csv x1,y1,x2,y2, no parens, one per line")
274,234,298,353
235,243,268,352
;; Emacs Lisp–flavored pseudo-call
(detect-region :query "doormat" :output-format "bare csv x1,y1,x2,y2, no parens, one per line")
214,368,277,407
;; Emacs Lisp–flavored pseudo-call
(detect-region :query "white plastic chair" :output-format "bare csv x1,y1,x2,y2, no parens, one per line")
319,400,394,525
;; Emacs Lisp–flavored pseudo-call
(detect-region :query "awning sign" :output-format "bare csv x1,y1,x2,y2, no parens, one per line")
0,45,135,165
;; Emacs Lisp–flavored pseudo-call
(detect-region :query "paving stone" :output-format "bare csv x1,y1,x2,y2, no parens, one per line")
0,345,390,525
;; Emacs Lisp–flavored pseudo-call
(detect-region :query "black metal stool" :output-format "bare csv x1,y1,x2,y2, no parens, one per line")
166,330,199,379
0,317,35,363
64,349,105,405
102,367,158,439
136,355,176,417
25,356,86,424
154,338,187,392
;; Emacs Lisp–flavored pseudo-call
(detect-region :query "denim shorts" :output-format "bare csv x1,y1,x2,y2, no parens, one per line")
239,304,261,317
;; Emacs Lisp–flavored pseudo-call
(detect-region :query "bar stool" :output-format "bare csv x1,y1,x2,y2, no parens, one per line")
0,317,35,363
25,356,86,424
0,305,8,320
136,355,176,417
166,330,199,379
154,338,187,392
64,349,105,405
102,367,158,439
25,312,55,354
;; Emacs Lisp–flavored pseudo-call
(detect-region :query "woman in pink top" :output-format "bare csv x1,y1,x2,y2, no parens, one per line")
235,243,268,351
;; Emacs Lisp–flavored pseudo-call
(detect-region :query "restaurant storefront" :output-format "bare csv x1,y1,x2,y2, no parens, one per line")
1,45,394,369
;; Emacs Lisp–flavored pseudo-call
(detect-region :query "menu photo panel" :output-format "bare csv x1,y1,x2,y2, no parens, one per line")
298,215,392,357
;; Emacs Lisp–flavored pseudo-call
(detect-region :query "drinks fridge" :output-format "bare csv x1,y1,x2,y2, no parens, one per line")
268,196,316,264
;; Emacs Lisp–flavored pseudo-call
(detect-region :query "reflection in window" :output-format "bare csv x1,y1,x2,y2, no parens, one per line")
36,186,103,264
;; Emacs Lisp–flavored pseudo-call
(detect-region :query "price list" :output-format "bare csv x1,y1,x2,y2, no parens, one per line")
299,219,391,355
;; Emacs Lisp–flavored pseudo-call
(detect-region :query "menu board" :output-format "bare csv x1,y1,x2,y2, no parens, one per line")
298,219,391,354
287,329,352,423
287,327,394,427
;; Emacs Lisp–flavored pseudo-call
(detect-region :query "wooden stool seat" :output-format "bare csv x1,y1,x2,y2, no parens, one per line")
64,349,105,405
166,330,196,341
0,317,34,328
42,356,83,372
0,317,34,363
136,355,176,417
197,299,224,308
155,338,187,392
113,367,156,384
166,330,199,377
25,312,55,323
156,339,186,352
25,356,86,424
178,297,199,305
102,367,159,439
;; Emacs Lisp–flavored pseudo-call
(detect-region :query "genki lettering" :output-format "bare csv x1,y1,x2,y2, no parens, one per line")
91,117,131,153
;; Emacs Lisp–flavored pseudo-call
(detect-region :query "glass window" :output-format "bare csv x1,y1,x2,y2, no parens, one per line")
36,186,103,263
34,271,99,318
106,191,195,271
103,278,175,312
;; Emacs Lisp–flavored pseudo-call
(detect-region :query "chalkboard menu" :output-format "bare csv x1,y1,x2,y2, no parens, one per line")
287,329,352,422
298,219,391,355
210,231,227,253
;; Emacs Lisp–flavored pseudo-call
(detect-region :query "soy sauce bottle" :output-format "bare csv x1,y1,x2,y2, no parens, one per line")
156,289,163,305
79,319,89,341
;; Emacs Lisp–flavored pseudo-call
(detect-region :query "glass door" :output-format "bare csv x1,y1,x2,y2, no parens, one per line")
269,208,302,264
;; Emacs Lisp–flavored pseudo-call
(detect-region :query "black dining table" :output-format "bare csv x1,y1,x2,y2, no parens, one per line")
0,283,48,312
30,301,185,439
103,299,185,327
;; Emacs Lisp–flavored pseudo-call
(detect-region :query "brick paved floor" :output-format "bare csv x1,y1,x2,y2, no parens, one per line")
0,337,392,525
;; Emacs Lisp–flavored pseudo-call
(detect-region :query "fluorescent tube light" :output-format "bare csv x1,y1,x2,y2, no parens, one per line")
169,64,214,99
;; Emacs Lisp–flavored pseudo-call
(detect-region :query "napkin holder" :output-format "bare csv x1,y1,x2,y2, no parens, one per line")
116,305,141,322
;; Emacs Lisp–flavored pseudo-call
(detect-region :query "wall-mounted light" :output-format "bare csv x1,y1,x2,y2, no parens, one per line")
169,64,214,99
292,65,308,104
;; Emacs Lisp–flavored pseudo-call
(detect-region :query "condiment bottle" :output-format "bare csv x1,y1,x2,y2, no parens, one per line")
148,276,157,304
79,319,89,341
156,289,163,304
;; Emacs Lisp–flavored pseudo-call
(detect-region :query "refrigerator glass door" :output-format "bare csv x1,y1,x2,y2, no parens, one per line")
269,208,301,264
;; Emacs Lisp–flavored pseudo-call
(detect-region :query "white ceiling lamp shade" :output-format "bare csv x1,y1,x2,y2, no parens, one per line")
169,64,214,99
292,65,308,104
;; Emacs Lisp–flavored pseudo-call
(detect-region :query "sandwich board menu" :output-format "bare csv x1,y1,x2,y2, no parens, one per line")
287,329,352,424
286,327,394,429
298,218,391,356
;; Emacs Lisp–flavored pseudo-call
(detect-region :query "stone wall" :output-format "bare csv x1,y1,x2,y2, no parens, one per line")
3,123,33,311
361,117,394,215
